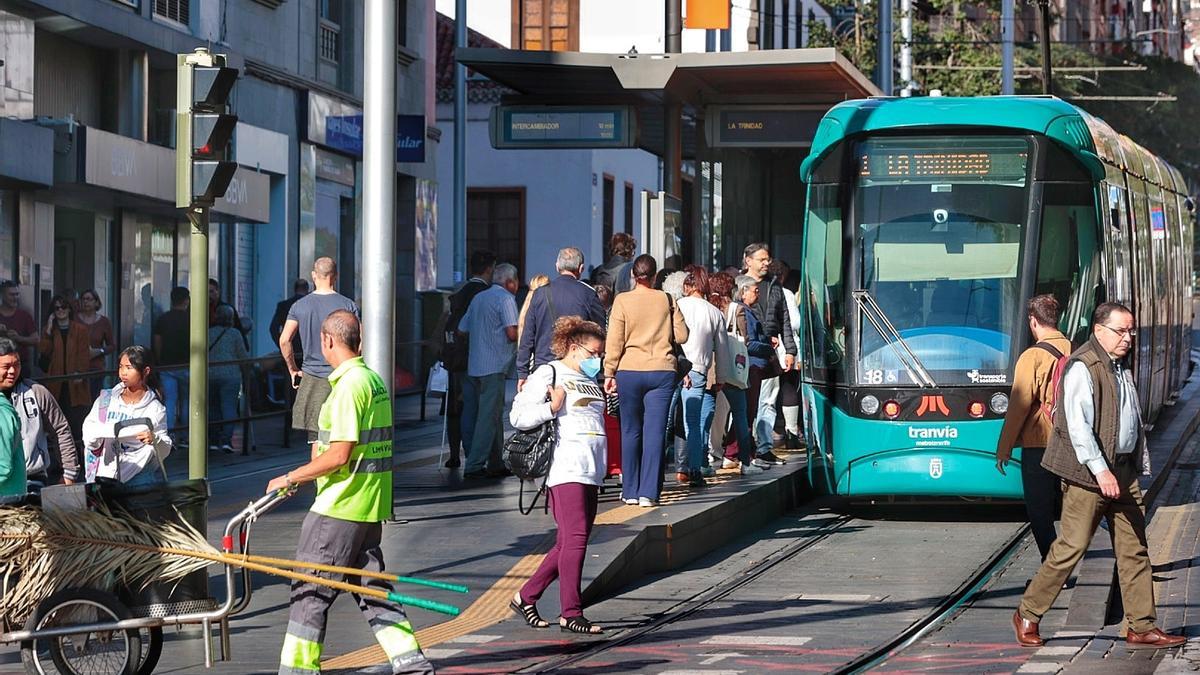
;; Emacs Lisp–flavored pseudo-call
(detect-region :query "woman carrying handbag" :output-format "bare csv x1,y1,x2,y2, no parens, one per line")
508,316,609,634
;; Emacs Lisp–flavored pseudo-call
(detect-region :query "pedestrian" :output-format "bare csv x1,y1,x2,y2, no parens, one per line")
516,247,606,392
208,278,247,348
0,338,79,488
595,284,613,314
266,310,435,675
727,276,775,474
742,244,795,466
278,257,360,448
1013,302,1185,649
705,272,736,469
38,295,92,446
440,250,496,468
591,232,636,295
602,254,688,507
457,263,520,479
81,346,171,487
995,294,1071,561
208,304,250,454
271,279,311,360
153,287,191,444
773,262,804,449
676,266,724,487
509,316,608,635
0,384,22,498
76,289,115,397
516,274,550,351
0,281,38,368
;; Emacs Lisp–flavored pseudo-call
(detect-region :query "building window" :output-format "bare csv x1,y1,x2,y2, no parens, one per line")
624,182,634,234
602,174,615,250
319,21,340,63
468,189,525,277
154,0,189,25
512,0,579,51
397,0,408,48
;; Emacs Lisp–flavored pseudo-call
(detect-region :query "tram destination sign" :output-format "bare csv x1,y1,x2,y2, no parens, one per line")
705,105,825,148
490,106,637,149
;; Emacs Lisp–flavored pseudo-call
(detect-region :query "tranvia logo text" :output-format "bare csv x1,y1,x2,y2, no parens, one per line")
908,426,958,447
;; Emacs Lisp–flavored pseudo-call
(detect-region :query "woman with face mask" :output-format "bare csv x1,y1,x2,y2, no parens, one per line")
508,316,608,634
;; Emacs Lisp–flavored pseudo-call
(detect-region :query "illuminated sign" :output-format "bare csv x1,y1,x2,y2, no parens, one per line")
857,137,1030,183
490,106,636,149
705,105,824,147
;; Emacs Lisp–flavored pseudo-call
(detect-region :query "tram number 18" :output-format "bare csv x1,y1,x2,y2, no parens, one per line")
864,369,884,385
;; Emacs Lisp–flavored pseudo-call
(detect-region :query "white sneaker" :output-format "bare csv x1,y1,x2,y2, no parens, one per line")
721,458,740,470
740,462,768,474
623,498,638,506
638,497,656,507
751,457,772,469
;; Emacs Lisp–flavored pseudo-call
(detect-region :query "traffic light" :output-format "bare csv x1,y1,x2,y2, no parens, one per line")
176,52,239,207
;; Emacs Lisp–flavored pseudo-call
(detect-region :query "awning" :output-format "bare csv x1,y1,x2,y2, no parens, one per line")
0,119,53,189
457,47,881,157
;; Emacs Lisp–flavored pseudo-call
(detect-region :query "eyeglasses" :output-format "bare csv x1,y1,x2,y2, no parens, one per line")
749,255,771,264
1099,323,1137,339
574,343,602,358
53,305,68,311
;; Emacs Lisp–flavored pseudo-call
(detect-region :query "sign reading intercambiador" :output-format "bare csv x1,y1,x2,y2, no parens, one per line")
490,106,637,149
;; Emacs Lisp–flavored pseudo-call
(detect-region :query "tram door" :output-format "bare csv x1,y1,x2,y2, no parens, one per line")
1147,189,1169,415
1127,183,1157,418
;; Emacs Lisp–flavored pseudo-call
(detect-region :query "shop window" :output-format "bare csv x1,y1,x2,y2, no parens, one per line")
154,0,189,26
512,0,579,51
467,189,525,278
602,175,615,252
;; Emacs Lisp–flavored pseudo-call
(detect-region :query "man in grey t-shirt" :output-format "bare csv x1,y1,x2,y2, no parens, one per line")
279,257,360,443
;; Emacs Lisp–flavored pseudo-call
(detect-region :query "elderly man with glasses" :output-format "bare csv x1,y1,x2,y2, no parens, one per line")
1013,302,1185,649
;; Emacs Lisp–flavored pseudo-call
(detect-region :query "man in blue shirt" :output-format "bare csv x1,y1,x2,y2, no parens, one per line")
457,263,519,478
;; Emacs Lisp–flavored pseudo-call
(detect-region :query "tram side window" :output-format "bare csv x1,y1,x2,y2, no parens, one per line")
802,183,845,380
1036,183,1099,339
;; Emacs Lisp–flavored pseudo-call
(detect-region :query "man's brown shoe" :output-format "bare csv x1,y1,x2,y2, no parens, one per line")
1013,611,1043,647
1126,628,1186,649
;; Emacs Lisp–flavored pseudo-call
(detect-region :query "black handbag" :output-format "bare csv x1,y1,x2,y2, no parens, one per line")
503,364,558,514
665,293,693,381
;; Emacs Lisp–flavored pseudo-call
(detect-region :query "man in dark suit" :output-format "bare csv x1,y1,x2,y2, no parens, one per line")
516,247,606,392
271,279,311,359
442,250,496,468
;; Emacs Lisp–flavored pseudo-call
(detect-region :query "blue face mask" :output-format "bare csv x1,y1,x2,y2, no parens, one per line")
579,356,602,379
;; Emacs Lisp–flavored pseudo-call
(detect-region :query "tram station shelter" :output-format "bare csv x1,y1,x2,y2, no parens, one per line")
458,47,880,269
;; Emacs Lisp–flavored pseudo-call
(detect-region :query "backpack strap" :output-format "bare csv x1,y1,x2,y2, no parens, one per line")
1033,341,1064,360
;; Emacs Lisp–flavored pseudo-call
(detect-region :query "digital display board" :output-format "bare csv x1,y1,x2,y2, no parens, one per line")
857,137,1029,183
705,106,824,147
490,106,637,149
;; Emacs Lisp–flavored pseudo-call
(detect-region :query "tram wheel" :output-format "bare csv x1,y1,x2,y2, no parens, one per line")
19,588,140,675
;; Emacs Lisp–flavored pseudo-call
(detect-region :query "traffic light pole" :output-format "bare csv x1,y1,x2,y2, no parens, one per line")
187,206,209,480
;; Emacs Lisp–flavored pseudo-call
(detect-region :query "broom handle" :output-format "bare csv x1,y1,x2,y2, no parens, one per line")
52,536,462,616
227,552,468,593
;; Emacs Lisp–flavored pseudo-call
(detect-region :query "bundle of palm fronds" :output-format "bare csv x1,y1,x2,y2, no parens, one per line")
0,503,215,628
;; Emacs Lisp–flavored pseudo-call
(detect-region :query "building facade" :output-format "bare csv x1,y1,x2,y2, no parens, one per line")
0,0,439,367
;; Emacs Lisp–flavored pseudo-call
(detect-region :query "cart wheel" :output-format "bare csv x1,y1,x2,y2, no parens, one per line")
134,626,163,675
19,588,141,675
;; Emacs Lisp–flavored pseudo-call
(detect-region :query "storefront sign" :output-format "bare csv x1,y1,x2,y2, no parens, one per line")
490,106,637,149
314,147,356,186
396,114,425,163
704,105,824,148
308,92,363,157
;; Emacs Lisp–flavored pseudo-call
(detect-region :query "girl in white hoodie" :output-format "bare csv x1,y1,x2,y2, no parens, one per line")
82,345,172,486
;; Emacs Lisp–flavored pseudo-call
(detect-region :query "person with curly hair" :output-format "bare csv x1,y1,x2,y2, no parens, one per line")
510,316,608,634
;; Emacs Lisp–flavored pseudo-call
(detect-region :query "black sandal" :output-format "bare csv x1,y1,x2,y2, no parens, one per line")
560,615,604,634
510,593,550,628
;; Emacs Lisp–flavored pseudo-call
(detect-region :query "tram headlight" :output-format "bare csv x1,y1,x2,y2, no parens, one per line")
882,400,901,419
968,401,986,418
990,392,1009,415
860,395,880,416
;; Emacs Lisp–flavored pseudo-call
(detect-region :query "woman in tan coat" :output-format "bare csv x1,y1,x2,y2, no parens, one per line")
603,254,688,507
39,295,93,444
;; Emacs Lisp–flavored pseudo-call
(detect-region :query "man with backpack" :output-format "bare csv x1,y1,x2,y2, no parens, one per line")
441,250,496,469
996,294,1071,562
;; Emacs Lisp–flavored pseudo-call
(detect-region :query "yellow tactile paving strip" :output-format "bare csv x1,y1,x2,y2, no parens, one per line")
320,456,790,669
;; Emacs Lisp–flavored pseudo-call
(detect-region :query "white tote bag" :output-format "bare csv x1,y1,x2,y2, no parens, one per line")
427,361,449,396
717,304,750,389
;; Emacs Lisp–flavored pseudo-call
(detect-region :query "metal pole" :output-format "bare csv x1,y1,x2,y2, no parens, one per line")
899,0,912,96
1038,0,1053,95
188,207,209,479
664,0,682,197
453,0,467,284
665,0,682,53
1001,0,1015,95
878,0,893,95
363,0,396,392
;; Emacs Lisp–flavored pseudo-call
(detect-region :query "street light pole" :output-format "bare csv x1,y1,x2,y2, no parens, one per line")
878,0,894,95
1001,0,1014,95
453,0,467,284
664,0,682,198
1037,0,1053,95
187,207,208,479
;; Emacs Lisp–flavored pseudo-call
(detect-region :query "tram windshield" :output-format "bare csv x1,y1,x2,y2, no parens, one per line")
853,136,1030,387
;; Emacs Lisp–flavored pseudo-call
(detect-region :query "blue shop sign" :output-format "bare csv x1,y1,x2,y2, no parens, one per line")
325,115,363,156
396,114,425,163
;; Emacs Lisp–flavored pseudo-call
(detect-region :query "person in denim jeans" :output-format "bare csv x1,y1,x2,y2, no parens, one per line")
153,287,190,445
676,266,724,487
728,276,778,473
208,305,248,453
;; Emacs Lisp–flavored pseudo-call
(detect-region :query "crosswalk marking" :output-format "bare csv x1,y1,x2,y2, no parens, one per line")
445,634,502,644
422,648,463,659
700,636,811,646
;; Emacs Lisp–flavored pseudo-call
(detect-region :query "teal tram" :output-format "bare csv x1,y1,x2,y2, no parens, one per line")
797,96,1194,498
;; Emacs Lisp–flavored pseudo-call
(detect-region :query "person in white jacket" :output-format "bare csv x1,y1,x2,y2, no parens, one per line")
508,316,607,635
82,345,172,487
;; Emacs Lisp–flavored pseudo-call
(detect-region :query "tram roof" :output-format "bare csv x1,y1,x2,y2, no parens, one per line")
799,96,1187,194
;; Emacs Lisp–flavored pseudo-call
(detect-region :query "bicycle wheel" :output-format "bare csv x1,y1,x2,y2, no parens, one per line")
134,626,163,675
19,588,140,675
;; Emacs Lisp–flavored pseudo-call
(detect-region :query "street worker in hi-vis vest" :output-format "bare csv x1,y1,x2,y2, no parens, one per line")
267,310,434,675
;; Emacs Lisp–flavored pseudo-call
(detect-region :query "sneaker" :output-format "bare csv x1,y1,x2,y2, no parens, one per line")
741,462,768,474
721,458,740,470
444,458,461,469
700,466,716,478
751,457,772,469
758,451,787,465
208,445,220,452
784,431,805,449
220,444,235,454
676,472,690,485
687,470,705,487
638,497,656,507
623,498,639,505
